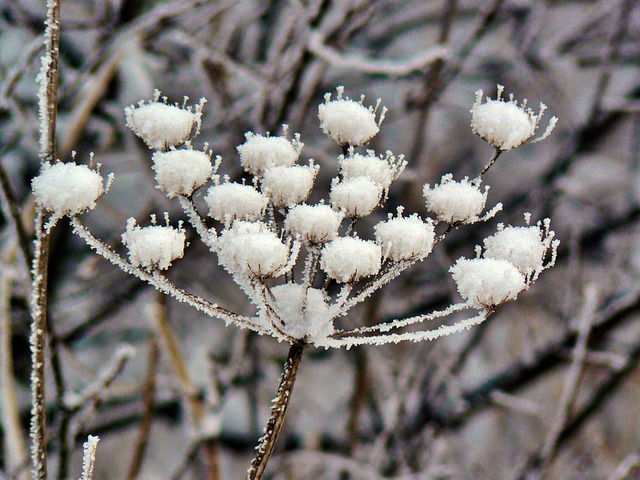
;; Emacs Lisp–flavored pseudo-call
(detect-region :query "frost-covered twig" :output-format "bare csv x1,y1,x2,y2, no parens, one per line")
78,435,100,480
247,343,305,480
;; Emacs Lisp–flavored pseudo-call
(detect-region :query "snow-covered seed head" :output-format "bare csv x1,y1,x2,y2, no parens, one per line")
339,150,406,189
320,236,382,284
217,221,289,278
423,174,488,224
32,161,106,217
470,85,558,151
236,132,302,176
151,147,213,198
449,257,526,308
285,204,343,245
374,214,435,262
330,176,381,218
261,162,318,208
267,283,334,342
204,183,268,225
125,90,205,151
483,225,547,276
122,217,186,270
318,86,386,147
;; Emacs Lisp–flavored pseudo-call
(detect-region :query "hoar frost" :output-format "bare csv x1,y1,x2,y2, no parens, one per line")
319,86,386,147
471,84,558,151
122,218,186,270
125,90,205,151
64,85,558,349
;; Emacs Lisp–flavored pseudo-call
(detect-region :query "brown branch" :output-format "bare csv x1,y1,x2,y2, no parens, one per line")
247,342,306,480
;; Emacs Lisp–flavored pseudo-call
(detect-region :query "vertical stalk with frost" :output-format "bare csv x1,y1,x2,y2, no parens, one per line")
31,0,61,478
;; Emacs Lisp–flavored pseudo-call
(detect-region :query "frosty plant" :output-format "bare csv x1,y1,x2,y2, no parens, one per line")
32,85,558,479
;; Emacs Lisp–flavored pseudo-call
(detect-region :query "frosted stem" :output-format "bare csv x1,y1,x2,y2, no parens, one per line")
480,147,502,176
247,342,305,480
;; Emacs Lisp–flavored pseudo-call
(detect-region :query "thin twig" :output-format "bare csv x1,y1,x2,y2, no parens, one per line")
247,342,306,480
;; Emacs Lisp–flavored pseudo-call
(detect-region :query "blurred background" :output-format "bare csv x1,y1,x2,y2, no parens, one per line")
1,0,640,478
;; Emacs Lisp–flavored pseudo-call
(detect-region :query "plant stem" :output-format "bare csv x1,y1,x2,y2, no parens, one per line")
247,342,306,480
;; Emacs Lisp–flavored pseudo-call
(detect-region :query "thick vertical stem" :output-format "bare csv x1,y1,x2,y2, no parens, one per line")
247,342,305,480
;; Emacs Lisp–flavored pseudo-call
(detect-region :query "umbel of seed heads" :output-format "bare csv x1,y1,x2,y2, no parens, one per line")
32,85,558,348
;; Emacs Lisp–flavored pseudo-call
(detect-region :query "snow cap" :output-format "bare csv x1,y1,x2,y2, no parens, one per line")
471,85,558,151
318,86,386,147
321,236,382,283
204,182,268,225
449,257,526,308
330,176,381,218
122,217,186,270
261,163,318,207
423,174,487,224
237,131,302,176
151,147,213,197
374,213,435,261
285,204,343,244
125,90,205,150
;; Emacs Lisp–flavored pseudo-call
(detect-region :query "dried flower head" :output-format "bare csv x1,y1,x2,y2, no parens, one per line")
471,85,558,151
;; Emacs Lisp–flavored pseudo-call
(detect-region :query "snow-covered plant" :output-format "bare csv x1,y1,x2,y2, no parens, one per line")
31,85,558,480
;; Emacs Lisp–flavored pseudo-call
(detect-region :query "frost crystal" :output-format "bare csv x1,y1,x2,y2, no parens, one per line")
267,284,333,341
330,176,381,218
204,183,268,224
374,214,435,261
423,175,488,224
152,148,213,197
218,221,289,278
285,204,343,245
262,163,318,207
237,133,301,175
471,84,558,151
483,225,546,275
125,91,205,150
450,258,526,308
339,150,405,189
321,237,382,283
32,162,105,217
121,218,186,270
318,86,385,147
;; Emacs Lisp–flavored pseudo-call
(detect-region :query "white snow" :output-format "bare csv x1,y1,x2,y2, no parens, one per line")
330,176,381,218
339,150,405,189
374,214,435,261
483,225,546,275
236,133,301,175
285,204,343,244
423,174,487,224
318,86,385,147
320,236,382,283
449,257,526,308
32,161,105,217
470,85,558,151
266,283,334,341
121,218,186,270
204,182,268,224
125,91,205,150
217,221,289,278
261,163,318,207
151,148,212,197
79,435,100,480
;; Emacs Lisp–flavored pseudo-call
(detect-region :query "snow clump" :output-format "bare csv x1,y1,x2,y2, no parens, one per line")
217,221,289,278
261,163,318,207
483,225,547,276
320,236,382,283
471,84,558,151
267,283,334,341
423,174,489,224
237,132,302,176
32,161,106,217
151,148,212,197
122,218,186,270
330,176,381,218
374,214,435,261
204,183,268,224
319,86,386,147
285,204,343,245
339,150,405,189
449,258,526,308
125,90,205,150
